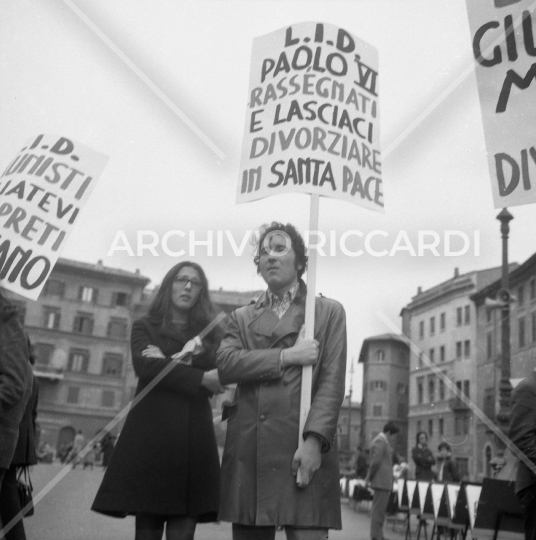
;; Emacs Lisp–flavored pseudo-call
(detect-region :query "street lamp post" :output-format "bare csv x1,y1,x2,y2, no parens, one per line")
495,208,513,458
347,357,354,451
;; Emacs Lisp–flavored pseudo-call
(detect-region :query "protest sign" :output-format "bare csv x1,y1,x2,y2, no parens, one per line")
237,22,383,212
0,134,109,300
466,0,536,208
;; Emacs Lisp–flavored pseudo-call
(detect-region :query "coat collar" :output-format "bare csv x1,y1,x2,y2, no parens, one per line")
248,280,307,344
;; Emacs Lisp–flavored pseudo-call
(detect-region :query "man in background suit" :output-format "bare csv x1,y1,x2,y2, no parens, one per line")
366,422,400,540
508,368,536,540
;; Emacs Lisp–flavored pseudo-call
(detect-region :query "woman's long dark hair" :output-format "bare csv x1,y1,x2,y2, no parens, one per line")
415,431,428,446
0,287,17,323
147,261,222,343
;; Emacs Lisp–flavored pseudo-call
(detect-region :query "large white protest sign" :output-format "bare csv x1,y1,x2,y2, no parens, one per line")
0,134,109,300
466,0,536,208
237,22,383,212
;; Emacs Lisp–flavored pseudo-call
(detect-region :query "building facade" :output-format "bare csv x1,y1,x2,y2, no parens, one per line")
359,333,409,461
401,265,507,481
472,253,536,480
6,258,150,453
337,400,362,474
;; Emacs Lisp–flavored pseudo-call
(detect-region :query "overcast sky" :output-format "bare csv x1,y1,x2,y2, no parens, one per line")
2,0,535,401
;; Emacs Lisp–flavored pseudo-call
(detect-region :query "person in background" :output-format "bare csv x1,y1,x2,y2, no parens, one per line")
412,431,435,481
366,422,400,540
355,446,368,479
0,288,33,534
92,261,224,540
437,442,459,483
217,222,347,539
508,367,536,540
0,338,39,540
99,432,115,470
70,429,85,468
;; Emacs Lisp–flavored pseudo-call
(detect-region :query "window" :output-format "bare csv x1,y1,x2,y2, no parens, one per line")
102,353,123,377
455,413,470,436
101,390,115,408
79,286,98,304
417,420,422,433
44,279,64,297
66,387,80,404
439,378,445,400
464,305,470,325
419,321,424,339
428,419,433,436
376,349,385,362
487,333,493,359
440,312,446,332
33,343,54,366
107,318,128,340
43,306,61,329
464,340,471,358
73,312,94,335
418,352,423,368
440,345,445,363
456,341,462,359
456,307,462,326
532,313,536,343
439,418,444,436
430,317,435,336
429,348,435,363
428,378,435,403
519,317,526,348
372,404,383,417
484,388,495,420
518,285,524,307
462,380,470,399
417,377,424,404
486,308,492,323
67,349,89,372
530,279,535,301
370,380,387,391
397,383,407,395
112,291,130,307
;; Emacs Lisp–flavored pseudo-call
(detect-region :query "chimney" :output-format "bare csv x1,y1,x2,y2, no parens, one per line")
417,286,422,294
454,267,459,278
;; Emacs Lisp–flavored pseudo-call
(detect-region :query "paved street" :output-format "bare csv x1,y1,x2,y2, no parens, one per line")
21,464,408,540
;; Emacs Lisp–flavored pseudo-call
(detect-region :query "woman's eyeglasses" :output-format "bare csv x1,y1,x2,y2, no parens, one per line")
174,276,202,289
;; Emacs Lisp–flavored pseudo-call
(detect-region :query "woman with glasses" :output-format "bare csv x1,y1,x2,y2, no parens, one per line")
92,262,225,540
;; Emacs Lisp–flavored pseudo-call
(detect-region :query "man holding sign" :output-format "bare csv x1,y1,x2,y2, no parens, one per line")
217,222,347,539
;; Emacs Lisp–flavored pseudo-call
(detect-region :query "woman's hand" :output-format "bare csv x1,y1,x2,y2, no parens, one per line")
171,337,204,365
142,345,165,359
201,369,225,394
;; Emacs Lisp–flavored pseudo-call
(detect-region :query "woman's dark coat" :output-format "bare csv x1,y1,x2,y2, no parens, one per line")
11,374,39,466
0,316,32,469
412,445,436,481
91,316,220,520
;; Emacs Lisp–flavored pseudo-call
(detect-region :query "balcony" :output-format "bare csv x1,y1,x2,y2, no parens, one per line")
448,397,470,411
33,365,64,381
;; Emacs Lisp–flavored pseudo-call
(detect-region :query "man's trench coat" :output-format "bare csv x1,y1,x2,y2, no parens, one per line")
217,281,347,528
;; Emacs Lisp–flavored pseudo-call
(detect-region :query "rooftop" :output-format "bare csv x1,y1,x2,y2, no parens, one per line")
54,257,151,285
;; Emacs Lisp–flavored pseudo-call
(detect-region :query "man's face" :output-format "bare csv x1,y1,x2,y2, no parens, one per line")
259,232,301,294
387,432,398,448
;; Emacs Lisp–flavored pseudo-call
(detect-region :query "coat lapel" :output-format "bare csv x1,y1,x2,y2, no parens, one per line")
247,283,306,348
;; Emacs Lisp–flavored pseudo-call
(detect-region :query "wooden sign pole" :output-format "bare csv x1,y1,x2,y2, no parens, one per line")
297,193,319,484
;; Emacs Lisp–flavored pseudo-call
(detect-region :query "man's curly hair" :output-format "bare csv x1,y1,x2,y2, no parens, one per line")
253,222,308,280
